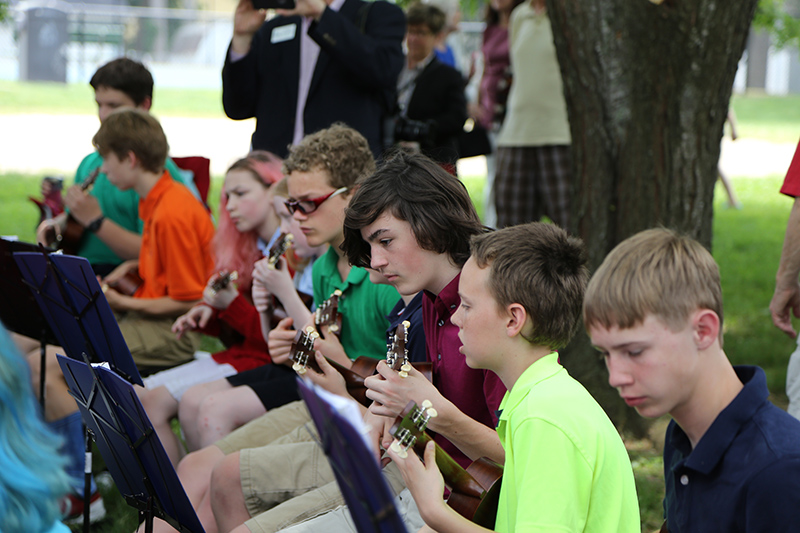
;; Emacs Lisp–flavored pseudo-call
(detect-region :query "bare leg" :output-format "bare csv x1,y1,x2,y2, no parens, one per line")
143,445,226,533
717,168,741,209
178,379,236,451
26,345,78,421
210,451,252,533
137,385,183,465
195,386,267,448
11,331,40,354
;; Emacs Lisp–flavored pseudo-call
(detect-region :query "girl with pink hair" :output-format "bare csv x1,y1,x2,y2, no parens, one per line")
137,151,297,464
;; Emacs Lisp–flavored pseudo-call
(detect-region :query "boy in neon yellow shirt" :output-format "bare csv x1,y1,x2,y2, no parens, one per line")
389,222,640,532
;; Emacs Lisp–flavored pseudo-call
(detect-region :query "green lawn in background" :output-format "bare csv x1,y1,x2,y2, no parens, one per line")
0,80,225,117
731,93,800,143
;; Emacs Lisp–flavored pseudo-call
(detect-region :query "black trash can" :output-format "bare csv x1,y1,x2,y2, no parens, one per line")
19,5,69,82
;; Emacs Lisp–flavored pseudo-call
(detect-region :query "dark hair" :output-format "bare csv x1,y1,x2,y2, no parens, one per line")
484,0,525,26
342,150,484,268
471,222,588,350
92,108,168,174
90,57,154,106
407,2,447,34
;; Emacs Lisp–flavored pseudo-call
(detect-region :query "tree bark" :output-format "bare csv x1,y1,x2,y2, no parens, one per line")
547,0,759,436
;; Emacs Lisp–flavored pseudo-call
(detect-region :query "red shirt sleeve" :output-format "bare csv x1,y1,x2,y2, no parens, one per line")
780,140,800,198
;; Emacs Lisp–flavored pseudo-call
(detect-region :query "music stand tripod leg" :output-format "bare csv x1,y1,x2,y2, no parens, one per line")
39,338,46,408
83,426,92,533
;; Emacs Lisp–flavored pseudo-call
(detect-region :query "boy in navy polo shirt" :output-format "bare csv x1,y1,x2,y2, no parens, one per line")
585,228,800,533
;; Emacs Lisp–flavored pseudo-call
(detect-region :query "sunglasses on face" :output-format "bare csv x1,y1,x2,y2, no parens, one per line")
284,187,348,215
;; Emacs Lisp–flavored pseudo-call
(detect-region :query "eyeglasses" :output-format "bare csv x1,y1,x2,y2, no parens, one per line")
285,187,348,215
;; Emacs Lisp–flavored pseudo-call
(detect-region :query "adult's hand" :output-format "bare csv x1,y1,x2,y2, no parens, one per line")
770,280,800,338
232,0,268,54
276,0,327,21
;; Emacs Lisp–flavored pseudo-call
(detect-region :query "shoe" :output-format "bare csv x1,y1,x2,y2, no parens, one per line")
61,490,107,525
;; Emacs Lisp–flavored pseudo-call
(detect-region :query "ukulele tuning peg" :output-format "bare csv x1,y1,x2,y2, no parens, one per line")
333,289,342,297
421,400,438,418
292,362,306,374
230,271,239,281
401,320,410,328
328,324,339,333
390,440,408,459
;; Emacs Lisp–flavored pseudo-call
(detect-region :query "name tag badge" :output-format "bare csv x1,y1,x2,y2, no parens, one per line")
271,24,297,44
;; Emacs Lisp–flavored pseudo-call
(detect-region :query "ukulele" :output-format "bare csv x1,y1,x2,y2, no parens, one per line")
291,320,415,406
264,232,294,326
209,269,239,293
105,268,144,296
53,167,101,255
390,401,503,529
267,232,294,267
314,289,343,339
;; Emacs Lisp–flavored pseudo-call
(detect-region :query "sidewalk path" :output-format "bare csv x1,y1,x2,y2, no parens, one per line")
1,113,796,179
0,114,255,177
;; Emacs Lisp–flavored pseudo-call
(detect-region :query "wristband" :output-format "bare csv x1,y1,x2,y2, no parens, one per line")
86,215,105,233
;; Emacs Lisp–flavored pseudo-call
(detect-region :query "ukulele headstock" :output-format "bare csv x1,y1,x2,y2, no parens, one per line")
315,289,343,338
390,400,437,458
267,232,294,268
386,320,411,376
290,327,319,375
210,270,238,293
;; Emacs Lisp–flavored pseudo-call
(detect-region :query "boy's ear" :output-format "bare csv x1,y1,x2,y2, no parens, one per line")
123,150,139,169
138,97,153,112
692,309,720,350
505,303,528,338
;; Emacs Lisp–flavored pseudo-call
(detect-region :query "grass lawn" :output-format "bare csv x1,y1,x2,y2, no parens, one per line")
0,80,226,117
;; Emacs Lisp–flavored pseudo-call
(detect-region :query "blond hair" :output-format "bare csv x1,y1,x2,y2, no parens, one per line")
283,123,375,189
583,228,723,340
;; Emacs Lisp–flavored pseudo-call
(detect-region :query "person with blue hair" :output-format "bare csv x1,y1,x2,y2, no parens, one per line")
0,322,71,533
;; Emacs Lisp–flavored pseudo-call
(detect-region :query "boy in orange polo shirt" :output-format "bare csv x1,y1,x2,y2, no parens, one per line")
25,109,214,523
95,108,215,372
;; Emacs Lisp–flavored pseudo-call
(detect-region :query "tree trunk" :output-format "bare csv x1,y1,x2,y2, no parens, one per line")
547,0,759,436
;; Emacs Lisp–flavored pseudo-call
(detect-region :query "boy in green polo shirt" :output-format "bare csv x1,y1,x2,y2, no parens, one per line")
36,57,201,277
389,222,640,532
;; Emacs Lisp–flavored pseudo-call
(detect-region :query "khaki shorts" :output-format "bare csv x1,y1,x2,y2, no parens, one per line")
216,400,313,455
117,311,197,371
245,461,408,533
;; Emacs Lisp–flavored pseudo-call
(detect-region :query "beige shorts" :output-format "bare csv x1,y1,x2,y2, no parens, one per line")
117,311,197,371
216,400,314,455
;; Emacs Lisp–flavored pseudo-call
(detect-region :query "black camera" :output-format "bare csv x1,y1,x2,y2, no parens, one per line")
383,115,436,149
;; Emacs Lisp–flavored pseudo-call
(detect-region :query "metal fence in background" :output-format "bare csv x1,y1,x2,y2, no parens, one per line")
1,1,486,89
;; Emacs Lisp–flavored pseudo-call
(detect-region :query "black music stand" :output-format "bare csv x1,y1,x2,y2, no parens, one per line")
13,250,144,530
0,238,60,405
13,251,142,385
58,355,205,533
298,378,407,533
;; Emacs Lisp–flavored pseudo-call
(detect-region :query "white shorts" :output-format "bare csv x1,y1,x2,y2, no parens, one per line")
142,358,237,401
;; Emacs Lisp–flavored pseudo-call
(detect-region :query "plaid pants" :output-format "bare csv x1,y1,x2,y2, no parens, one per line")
494,145,572,229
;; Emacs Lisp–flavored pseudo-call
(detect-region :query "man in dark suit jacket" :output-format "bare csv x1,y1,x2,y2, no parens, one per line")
222,0,405,159
394,2,467,168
